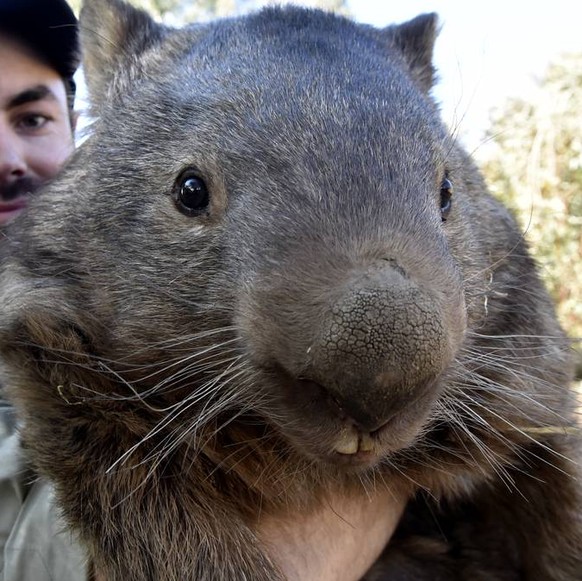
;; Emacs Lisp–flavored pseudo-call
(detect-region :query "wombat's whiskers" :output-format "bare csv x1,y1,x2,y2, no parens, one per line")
443,353,576,470
107,357,250,473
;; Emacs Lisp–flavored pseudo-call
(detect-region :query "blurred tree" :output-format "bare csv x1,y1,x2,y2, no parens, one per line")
67,0,232,19
68,0,348,21
482,53,582,373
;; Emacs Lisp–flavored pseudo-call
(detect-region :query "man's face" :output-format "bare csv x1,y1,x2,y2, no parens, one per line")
0,34,74,226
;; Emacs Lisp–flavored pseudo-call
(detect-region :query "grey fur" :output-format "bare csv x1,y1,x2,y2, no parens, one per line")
0,1,580,579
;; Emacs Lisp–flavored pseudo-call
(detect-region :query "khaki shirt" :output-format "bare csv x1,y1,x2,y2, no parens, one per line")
0,401,87,581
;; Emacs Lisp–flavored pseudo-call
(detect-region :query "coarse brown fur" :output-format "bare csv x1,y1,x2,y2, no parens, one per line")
0,1,580,579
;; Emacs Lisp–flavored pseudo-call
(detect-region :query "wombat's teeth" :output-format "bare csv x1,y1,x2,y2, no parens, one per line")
332,428,376,455
359,433,375,453
332,429,360,455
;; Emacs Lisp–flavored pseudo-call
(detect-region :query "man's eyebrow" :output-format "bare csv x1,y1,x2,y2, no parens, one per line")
8,85,57,109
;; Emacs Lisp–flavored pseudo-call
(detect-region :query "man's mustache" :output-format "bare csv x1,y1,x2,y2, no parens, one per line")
0,178,43,202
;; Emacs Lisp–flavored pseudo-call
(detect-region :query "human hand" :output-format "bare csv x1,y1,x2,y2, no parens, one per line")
257,487,407,581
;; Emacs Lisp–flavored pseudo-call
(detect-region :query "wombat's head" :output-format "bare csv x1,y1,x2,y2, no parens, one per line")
2,0,543,491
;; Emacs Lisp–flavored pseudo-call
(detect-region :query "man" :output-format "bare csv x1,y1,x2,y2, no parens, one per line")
0,2,87,579
0,0,77,227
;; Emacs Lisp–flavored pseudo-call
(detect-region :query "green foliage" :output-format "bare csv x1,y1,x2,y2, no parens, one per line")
482,54,582,372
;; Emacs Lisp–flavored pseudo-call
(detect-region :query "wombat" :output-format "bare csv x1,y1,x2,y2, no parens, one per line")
0,0,580,579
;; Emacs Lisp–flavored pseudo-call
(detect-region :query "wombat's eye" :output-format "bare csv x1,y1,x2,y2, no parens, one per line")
173,171,210,216
440,176,453,221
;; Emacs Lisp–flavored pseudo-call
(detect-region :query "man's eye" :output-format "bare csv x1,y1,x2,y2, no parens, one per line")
17,114,51,131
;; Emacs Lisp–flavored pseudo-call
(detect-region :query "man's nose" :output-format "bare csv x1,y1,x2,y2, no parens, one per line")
0,124,27,183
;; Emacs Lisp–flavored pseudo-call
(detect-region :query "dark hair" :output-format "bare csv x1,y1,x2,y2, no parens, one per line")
0,0,79,107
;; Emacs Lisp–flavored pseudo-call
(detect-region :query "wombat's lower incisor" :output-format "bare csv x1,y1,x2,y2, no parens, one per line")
0,0,580,579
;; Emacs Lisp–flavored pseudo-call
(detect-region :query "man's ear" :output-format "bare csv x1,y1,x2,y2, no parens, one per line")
80,0,166,112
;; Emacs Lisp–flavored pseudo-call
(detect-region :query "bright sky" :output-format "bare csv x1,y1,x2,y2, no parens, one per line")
346,0,582,153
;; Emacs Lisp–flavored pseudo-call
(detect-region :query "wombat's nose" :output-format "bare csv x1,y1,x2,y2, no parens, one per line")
307,265,452,429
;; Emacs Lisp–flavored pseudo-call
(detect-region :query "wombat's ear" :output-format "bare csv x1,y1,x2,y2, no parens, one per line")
80,0,166,110
384,13,439,93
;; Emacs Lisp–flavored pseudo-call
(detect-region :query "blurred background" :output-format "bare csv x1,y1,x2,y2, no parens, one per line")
68,0,582,379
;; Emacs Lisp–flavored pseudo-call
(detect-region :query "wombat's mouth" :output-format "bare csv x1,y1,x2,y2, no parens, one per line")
266,369,439,470
293,377,384,466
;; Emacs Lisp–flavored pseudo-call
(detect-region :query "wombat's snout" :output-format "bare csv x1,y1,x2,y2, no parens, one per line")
243,259,464,459
304,266,453,433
